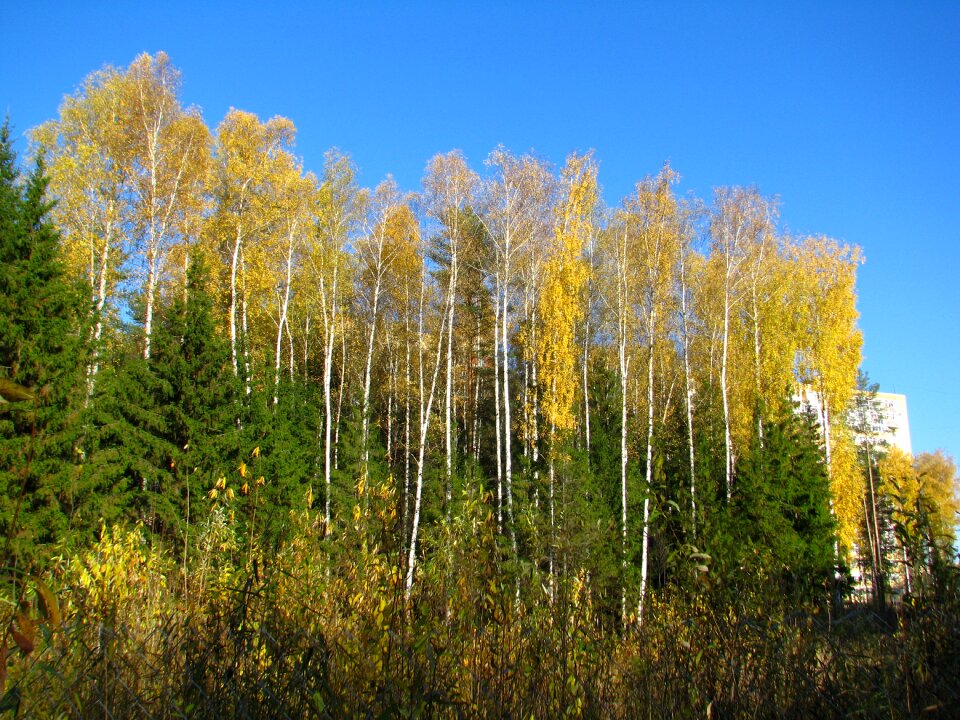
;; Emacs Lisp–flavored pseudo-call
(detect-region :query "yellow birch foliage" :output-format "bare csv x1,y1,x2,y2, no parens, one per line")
760,247,806,415
205,110,297,349
115,53,211,288
36,53,210,360
793,236,863,414
913,451,960,548
628,165,682,389
878,448,960,555
536,153,597,439
878,446,920,538
381,202,421,313
792,236,863,550
829,425,863,554
32,67,129,315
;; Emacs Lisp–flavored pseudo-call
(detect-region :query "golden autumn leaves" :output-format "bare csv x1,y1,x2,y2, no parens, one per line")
208,447,266,504
537,153,597,444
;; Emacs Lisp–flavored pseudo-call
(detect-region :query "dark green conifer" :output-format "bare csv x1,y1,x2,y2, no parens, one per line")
151,252,238,533
726,406,836,603
85,252,240,544
0,120,87,562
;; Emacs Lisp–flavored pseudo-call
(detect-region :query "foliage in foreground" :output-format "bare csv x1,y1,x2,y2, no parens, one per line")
2,508,958,719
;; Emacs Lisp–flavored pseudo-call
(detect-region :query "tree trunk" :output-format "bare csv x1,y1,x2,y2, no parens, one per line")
361,277,382,481
320,261,339,530
493,274,504,534
679,244,698,537
230,225,243,379
501,251,517,557
406,264,449,598
240,249,252,397
638,305,655,625
444,253,457,519
274,225,297,405
721,283,733,500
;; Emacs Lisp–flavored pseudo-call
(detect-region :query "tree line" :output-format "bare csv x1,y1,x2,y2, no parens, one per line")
2,52,957,626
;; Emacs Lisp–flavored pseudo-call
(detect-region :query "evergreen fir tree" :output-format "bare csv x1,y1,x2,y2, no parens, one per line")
81,340,174,535
726,407,836,604
151,251,238,539
246,377,321,547
83,252,238,546
0,120,87,562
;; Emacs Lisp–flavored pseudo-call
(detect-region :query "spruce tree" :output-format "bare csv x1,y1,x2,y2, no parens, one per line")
0,120,87,562
85,252,239,546
245,377,321,547
151,252,238,538
727,407,836,604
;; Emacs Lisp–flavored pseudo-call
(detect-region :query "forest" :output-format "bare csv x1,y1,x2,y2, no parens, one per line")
1,52,958,718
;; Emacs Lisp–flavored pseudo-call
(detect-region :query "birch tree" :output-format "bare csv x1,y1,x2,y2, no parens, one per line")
208,109,295,384
480,148,551,554
117,52,210,359
33,68,128,392
309,150,365,529
743,198,778,442
36,53,210,363
421,151,478,514
627,166,680,623
793,235,863,553
709,187,766,499
267,153,317,403
609,210,634,623
406,237,448,596
535,152,596,595
355,178,406,481
676,199,703,536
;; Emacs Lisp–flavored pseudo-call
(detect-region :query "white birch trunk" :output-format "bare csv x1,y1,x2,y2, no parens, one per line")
230,225,243,378
493,274,504,533
361,277,382,478
444,253,457,517
144,246,157,359
404,281,412,543
750,241,767,445
502,247,517,557
721,286,733,499
678,243,697,536
274,222,297,405
334,327,346,470
405,263,449,597
87,220,113,396
240,249,251,397
583,314,591,459
638,305,656,625
320,260,339,530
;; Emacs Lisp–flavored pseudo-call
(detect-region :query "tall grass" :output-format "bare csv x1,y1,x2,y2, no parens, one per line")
3,504,958,718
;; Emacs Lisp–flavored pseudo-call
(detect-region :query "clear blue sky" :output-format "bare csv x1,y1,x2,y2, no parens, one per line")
2,1,958,460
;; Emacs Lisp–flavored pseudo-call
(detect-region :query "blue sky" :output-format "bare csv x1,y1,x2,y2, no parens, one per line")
2,1,958,460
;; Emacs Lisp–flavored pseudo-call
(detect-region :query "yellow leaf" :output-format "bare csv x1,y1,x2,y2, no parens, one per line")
33,578,61,628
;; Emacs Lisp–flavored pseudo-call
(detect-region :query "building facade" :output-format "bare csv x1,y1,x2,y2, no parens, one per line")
795,386,912,455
